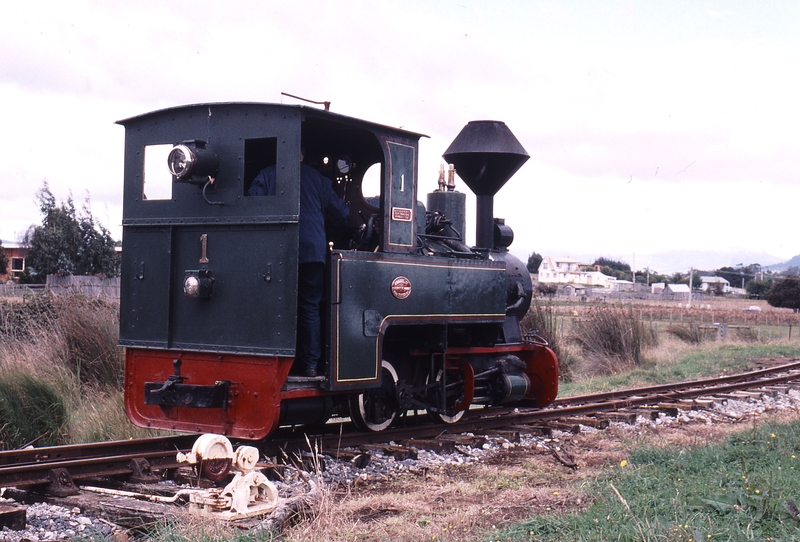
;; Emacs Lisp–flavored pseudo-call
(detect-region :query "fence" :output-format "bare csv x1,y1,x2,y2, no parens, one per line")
0,283,46,298
46,275,120,299
0,276,120,300
536,297,800,344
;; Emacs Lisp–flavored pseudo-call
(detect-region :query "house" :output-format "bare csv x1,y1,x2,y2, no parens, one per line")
583,271,616,288
537,256,584,283
662,283,691,300
700,276,731,294
538,256,618,288
651,282,666,294
1,241,27,283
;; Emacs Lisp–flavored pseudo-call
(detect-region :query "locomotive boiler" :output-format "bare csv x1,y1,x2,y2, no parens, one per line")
118,103,558,439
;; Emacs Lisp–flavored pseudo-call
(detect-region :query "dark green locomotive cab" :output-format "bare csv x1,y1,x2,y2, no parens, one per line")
118,103,425,361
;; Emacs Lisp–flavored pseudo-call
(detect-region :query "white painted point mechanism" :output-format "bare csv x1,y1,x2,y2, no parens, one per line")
177,434,280,520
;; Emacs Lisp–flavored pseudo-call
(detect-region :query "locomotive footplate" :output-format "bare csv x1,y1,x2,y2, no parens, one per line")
144,380,230,409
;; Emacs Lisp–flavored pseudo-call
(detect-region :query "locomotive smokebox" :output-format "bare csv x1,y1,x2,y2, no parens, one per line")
443,121,529,250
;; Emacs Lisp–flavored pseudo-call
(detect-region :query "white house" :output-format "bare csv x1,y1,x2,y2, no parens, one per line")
700,276,731,294
538,256,617,288
537,256,584,283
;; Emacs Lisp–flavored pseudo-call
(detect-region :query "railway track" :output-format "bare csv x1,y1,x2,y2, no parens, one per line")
1,360,799,497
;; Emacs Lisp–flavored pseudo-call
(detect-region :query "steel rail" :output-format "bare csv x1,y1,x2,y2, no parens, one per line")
550,359,800,406
0,435,197,469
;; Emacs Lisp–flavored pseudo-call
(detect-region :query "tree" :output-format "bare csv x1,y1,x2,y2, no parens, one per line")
527,252,543,274
746,278,773,298
593,257,630,273
639,269,668,285
594,257,633,281
766,277,800,311
0,238,8,278
23,182,118,283
715,264,762,289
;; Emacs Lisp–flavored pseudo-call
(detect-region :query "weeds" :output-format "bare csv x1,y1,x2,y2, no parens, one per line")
572,306,657,375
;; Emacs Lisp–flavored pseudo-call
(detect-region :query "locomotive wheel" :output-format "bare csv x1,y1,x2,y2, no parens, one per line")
429,408,465,424
349,360,399,432
428,368,466,425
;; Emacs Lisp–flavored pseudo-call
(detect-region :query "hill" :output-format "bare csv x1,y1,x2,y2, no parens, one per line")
767,254,800,272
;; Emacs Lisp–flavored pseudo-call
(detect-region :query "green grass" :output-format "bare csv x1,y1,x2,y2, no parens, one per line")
500,420,800,541
558,342,800,397
141,520,279,541
0,371,68,448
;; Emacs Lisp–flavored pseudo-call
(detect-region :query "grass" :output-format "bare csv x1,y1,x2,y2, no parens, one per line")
559,340,800,398
0,294,161,448
502,419,800,541
0,370,68,447
140,518,280,541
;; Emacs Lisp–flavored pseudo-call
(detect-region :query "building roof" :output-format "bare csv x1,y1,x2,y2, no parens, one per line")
701,276,730,284
543,256,587,265
665,284,691,293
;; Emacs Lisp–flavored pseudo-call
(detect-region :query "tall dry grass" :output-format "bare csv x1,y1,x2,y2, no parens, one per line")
51,296,123,388
572,306,658,375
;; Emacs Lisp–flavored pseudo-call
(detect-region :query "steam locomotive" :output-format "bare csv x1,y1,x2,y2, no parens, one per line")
118,103,558,439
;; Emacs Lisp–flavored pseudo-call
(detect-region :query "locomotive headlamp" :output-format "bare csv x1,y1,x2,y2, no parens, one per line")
184,275,200,297
184,269,214,298
167,140,219,184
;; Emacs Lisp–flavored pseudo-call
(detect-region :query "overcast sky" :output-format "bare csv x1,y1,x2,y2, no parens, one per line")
2,1,798,273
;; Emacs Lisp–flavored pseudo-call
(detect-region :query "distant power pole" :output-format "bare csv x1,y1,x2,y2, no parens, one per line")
688,267,693,307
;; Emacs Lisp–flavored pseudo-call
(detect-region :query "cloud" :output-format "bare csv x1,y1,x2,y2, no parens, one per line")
1,0,799,269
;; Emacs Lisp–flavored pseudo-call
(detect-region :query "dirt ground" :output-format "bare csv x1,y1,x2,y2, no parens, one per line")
281,408,800,542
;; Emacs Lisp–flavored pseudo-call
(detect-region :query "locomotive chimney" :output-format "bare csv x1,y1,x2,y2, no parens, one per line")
442,121,529,251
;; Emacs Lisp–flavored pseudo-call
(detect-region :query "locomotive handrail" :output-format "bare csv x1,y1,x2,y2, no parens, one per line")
522,333,550,347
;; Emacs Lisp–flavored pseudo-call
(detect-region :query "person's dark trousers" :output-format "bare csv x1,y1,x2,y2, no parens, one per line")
296,262,325,373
